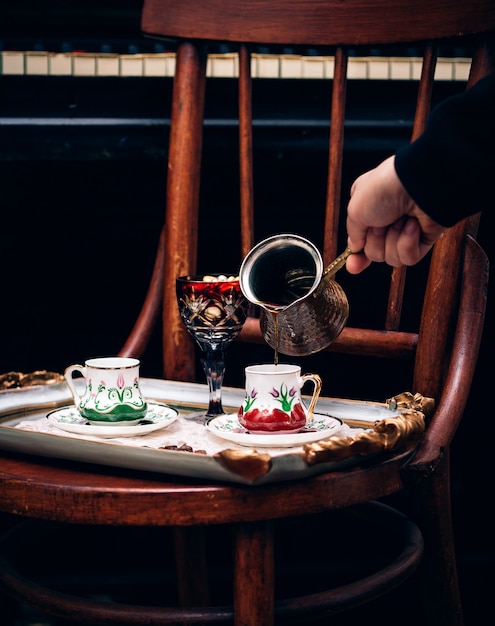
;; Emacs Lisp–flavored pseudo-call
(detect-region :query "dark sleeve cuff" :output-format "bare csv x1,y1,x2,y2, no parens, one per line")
395,72,495,228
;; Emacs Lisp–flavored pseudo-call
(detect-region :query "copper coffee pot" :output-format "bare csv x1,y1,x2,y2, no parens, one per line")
239,234,350,356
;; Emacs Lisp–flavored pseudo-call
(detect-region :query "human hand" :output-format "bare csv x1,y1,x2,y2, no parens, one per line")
345,155,446,274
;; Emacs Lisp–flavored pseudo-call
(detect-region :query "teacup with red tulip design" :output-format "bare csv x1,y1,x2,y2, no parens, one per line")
238,363,322,434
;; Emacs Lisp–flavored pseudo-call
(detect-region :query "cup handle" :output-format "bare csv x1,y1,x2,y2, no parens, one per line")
301,373,322,420
64,364,85,409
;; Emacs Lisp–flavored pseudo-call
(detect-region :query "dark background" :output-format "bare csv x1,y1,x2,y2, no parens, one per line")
1,2,494,623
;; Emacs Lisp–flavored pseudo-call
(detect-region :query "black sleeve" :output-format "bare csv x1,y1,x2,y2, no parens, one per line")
395,71,495,227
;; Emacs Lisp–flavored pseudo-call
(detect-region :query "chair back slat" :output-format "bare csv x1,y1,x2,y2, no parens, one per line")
412,46,438,142
413,221,465,398
238,45,255,259
162,42,207,382
385,45,437,331
469,35,495,88
324,47,347,265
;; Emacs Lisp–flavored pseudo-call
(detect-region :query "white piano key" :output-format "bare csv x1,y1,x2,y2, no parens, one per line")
347,58,368,80
390,57,412,80
254,55,281,78
96,54,120,76
453,59,470,82
207,53,238,78
411,59,423,81
367,57,390,80
119,55,144,77
25,52,49,75
1,51,25,75
143,53,175,77
72,54,97,76
323,58,334,79
435,59,455,81
301,57,334,79
48,53,72,75
280,56,303,78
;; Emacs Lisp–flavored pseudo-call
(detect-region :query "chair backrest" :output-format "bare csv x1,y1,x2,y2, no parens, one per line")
124,1,493,456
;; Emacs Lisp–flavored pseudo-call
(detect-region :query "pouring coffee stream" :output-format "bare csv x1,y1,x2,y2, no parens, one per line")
239,235,353,359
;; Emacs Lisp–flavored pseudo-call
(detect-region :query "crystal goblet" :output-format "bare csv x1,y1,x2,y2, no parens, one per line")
176,274,248,423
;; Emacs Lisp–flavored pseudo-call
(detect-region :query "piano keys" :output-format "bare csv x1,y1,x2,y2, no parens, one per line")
0,50,471,82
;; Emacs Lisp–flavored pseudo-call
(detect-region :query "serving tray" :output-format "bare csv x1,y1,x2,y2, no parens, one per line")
0,377,426,485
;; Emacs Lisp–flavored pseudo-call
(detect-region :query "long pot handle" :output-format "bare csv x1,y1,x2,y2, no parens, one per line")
322,247,353,280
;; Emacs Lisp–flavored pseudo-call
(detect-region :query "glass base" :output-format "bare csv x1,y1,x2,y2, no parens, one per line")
185,409,226,427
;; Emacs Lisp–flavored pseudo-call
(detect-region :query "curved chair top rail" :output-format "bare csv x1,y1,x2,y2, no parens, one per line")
142,0,495,47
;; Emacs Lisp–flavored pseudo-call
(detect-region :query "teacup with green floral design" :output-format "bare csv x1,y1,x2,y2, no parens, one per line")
64,357,147,425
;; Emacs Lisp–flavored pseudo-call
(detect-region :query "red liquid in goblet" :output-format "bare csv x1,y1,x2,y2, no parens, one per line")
176,274,248,422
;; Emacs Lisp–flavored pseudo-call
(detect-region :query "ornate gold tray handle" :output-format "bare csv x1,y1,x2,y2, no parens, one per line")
0,370,64,390
304,391,431,466
303,409,426,466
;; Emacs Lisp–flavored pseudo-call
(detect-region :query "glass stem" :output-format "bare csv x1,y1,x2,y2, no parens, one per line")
200,348,226,420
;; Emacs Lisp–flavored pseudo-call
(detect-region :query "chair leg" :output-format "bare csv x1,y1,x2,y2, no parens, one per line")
233,520,274,626
174,527,210,606
412,450,464,626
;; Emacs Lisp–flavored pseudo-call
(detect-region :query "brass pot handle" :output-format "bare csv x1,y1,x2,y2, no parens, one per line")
322,247,353,280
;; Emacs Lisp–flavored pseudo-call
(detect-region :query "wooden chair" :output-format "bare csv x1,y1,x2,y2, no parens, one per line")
0,1,493,625
122,0,493,623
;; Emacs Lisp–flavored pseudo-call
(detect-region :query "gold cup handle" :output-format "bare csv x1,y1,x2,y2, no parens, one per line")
301,373,323,420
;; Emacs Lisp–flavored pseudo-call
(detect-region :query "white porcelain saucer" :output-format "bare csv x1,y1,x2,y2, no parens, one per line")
206,413,343,448
46,402,179,438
